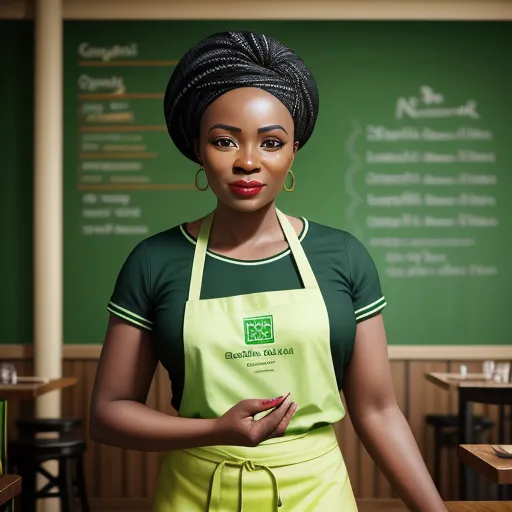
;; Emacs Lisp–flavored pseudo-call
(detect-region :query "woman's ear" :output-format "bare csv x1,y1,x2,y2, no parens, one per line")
288,141,299,168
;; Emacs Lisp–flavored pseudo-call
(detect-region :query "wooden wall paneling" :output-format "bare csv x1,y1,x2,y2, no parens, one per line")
63,360,98,498
336,393,360,496
143,367,162,500
6,360,35,441
450,360,487,417
122,364,173,500
123,444,146,499
88,497,150,511
122,364,154,500
63,359,88,432
123,447,146,499
408,361,451,499
358,428,375,497
83,360,101,499
375,360,408,499
2,356,501,508
448,360,503,501
99,438,124,499
92,355,124,500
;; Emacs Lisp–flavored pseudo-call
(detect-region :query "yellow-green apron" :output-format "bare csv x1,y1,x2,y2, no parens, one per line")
153,208,358,511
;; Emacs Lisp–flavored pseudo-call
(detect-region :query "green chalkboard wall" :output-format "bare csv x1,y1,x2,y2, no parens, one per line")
0,21,34,345
3,20,511,346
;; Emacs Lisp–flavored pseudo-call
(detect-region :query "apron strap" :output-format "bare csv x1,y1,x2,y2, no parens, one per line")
208,459,282,511
188,211,214,302
188,208,319,301
275,208,319,290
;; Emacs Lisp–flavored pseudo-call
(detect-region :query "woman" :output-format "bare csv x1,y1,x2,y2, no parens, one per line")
90,31,447,511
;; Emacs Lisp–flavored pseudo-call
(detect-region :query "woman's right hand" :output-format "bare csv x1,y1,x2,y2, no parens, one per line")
214,393,297,447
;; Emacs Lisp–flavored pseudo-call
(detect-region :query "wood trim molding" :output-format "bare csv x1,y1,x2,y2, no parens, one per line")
2,0,512,20
0,344,509,360
387,345,512,361
0,344,102,359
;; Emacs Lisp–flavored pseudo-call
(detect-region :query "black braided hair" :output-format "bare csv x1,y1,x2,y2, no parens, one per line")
163,30,319,163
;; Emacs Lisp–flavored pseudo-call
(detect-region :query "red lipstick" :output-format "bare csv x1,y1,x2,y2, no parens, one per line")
228,180,265,198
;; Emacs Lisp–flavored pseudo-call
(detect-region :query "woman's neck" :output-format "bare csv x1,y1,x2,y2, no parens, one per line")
209,200,283,249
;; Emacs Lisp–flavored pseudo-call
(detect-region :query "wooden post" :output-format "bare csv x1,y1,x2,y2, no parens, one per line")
34,0,63,510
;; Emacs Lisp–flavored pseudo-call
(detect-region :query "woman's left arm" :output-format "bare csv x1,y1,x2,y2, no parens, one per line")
342,314,448,512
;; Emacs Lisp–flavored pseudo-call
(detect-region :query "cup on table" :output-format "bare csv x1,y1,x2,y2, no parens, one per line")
482,360,496,380
0,363,17,384
492,362,511,383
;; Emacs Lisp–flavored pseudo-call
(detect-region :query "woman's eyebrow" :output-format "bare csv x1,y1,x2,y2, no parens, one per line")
208,123,241,133
207,124,288,134
258,125,288,134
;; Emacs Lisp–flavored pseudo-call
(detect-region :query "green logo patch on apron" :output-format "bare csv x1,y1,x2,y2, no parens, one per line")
243,315,274,345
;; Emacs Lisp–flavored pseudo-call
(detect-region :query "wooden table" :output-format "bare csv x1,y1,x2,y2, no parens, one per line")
459,445,512,485
426,372,512,499
0,474,21,511
0,377,77,401
356,499,512,511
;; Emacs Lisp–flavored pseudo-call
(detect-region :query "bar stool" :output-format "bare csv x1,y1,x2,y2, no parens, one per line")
9,418,89,512
426,413,494,491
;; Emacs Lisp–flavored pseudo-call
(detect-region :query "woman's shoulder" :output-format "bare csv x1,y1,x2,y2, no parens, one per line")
124,222,192,263
302,217,361,246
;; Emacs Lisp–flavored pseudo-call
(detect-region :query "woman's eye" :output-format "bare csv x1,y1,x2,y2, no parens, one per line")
213,138,236,148
262,139,283,149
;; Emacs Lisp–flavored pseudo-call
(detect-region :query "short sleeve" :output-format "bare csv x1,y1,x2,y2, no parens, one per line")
106,241,153,331
345,233,387,322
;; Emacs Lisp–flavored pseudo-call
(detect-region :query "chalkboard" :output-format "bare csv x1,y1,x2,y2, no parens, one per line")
4,20,512,346
0,21,34,345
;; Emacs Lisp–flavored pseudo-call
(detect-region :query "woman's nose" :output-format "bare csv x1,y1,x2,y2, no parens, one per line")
233,145,261,173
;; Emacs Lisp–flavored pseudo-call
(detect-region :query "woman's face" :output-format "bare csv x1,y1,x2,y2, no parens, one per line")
196,87,297,213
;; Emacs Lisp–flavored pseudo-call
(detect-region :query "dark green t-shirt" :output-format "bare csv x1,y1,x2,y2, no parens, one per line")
107,217,386,412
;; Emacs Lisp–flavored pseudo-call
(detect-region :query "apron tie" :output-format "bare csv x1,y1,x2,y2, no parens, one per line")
209,458,282,511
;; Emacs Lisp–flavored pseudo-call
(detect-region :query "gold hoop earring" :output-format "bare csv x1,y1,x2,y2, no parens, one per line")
284,170,295,192
194,167,209,191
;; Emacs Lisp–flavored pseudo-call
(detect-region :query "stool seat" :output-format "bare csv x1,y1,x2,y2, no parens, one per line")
10,422,89,511
10,435,86,457
16,417,83,436
426,414,494,430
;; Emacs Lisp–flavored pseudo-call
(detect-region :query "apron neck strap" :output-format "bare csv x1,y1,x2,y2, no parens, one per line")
274,208,319,289
188,208,319,301
188,210,214,301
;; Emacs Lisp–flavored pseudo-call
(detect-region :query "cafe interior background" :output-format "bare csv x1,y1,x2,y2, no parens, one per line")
0,0,511,510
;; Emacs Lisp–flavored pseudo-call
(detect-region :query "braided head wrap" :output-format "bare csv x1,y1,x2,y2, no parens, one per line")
164,31,319,163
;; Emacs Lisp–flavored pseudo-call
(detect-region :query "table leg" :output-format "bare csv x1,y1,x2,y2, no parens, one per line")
458,390,474,500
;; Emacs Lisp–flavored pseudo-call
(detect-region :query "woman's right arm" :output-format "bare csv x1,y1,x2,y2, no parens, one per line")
89,315,296,452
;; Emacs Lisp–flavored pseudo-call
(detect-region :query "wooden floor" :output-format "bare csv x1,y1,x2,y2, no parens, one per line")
4,357,511,510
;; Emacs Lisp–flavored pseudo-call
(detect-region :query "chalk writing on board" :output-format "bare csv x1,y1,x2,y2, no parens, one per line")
395,86,479,120
78,42,139,61
345,81,499,279
78,75,126,93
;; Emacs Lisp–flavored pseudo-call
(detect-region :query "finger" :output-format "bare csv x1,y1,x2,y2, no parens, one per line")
253,395,293,437
268,401,297,439
242,393,290,416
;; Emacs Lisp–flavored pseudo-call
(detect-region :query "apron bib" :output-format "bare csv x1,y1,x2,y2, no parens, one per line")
153,209,358,511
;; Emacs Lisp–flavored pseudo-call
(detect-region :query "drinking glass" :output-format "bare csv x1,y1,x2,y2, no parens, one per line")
0,363,17,384
493,362,511,383
482,360,495,380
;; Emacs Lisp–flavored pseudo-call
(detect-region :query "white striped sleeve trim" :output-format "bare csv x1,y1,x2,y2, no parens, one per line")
107,301,152,331
355,296,387,321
